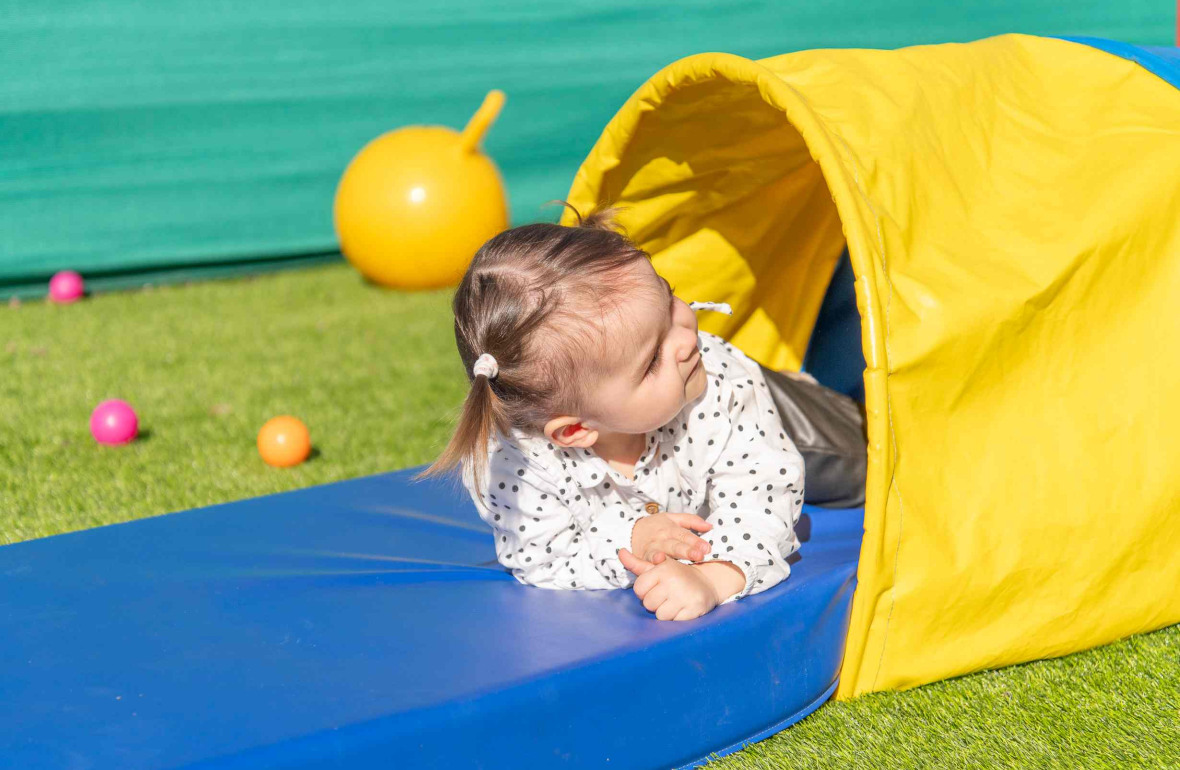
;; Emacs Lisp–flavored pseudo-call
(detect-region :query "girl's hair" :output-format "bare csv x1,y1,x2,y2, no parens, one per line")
415,203,650,493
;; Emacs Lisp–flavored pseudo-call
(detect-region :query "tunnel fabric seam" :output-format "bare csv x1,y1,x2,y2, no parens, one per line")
827,130,903,692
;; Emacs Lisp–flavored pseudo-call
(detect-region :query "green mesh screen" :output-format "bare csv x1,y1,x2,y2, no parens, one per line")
0,0,1173,298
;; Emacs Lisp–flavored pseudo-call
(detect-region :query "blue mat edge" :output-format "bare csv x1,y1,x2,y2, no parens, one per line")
678,677,840,769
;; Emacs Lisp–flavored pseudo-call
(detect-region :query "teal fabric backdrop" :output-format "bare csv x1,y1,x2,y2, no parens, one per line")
0,1,1174,297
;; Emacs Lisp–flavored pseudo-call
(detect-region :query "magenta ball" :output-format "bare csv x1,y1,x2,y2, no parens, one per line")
90,400,139,446
48,271,85,303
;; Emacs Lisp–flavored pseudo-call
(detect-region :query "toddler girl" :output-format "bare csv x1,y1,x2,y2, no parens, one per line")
419,207,804,621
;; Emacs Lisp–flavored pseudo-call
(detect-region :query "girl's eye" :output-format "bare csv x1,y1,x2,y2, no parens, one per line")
644,283,676,378
645,347,661,377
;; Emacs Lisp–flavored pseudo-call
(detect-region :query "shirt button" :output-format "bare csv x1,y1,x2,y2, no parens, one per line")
644,502,660,515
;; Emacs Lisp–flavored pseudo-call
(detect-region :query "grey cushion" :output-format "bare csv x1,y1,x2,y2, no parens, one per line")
757,365,867,508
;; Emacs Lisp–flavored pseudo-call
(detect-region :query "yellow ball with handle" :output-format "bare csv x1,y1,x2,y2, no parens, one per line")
333,90,510,289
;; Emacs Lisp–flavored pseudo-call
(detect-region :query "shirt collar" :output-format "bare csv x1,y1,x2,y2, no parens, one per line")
560,413,695,492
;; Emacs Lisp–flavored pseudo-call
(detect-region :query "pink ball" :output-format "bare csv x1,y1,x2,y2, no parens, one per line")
48,271,85,303
90,399,139,446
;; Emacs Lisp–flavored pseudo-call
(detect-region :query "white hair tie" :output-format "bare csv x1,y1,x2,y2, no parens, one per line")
689,301,733,315
473,352,499,380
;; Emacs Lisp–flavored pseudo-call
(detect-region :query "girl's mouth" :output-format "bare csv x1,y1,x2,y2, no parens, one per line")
685,351,701,381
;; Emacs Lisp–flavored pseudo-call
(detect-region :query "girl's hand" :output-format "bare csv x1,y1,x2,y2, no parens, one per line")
618,548,721,621
630,512,712,564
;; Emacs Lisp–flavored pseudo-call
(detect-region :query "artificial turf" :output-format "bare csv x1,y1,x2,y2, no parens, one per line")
1,264,468,542
2,264,1177,768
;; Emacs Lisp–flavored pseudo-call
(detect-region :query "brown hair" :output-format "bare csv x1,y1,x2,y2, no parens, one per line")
415,203,650,494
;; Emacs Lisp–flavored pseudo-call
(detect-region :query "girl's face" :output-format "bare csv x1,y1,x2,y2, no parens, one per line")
546,259,709,443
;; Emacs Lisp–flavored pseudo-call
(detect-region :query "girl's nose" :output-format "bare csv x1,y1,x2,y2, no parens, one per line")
675,327,699,362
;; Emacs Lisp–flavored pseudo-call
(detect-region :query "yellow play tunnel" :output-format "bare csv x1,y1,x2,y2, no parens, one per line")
561,33,1180,699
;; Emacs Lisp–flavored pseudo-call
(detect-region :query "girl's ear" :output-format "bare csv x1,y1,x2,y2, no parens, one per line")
544,416,597,449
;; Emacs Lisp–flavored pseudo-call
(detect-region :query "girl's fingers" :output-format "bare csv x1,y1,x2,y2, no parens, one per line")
665,513,713,532
656,600,684,621
656,533,706,562
670,537,703,561
642,584,670,613
646,535,707,563
663,539,694,560
651,537,698,562
634,563,666,597
618,547,655,576
676,530,710,558
672,607,700,621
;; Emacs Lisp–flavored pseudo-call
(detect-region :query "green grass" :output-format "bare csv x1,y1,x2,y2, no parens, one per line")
2,265,1177,768
0,264,468,541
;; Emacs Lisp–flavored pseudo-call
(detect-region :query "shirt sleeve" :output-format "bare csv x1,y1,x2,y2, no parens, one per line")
463,442,641,591
696,348,806,604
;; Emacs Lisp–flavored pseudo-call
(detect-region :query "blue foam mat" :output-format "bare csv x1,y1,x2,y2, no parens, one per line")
0,468,863,769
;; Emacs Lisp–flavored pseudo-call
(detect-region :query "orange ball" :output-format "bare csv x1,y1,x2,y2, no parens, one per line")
257,416,311,468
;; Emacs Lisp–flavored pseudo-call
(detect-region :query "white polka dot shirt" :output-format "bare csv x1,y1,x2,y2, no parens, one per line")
461,331,805,605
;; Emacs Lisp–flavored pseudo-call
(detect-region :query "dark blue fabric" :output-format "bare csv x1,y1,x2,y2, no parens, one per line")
803,249,866,403
1058,38,1180,90
0,467,863,769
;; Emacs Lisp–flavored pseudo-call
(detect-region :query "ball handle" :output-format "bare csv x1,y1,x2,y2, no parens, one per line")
459,90,506,154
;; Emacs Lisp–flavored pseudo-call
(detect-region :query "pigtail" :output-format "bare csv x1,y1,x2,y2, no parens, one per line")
414,365,509,495
579,205,622,233
546,199,626,234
